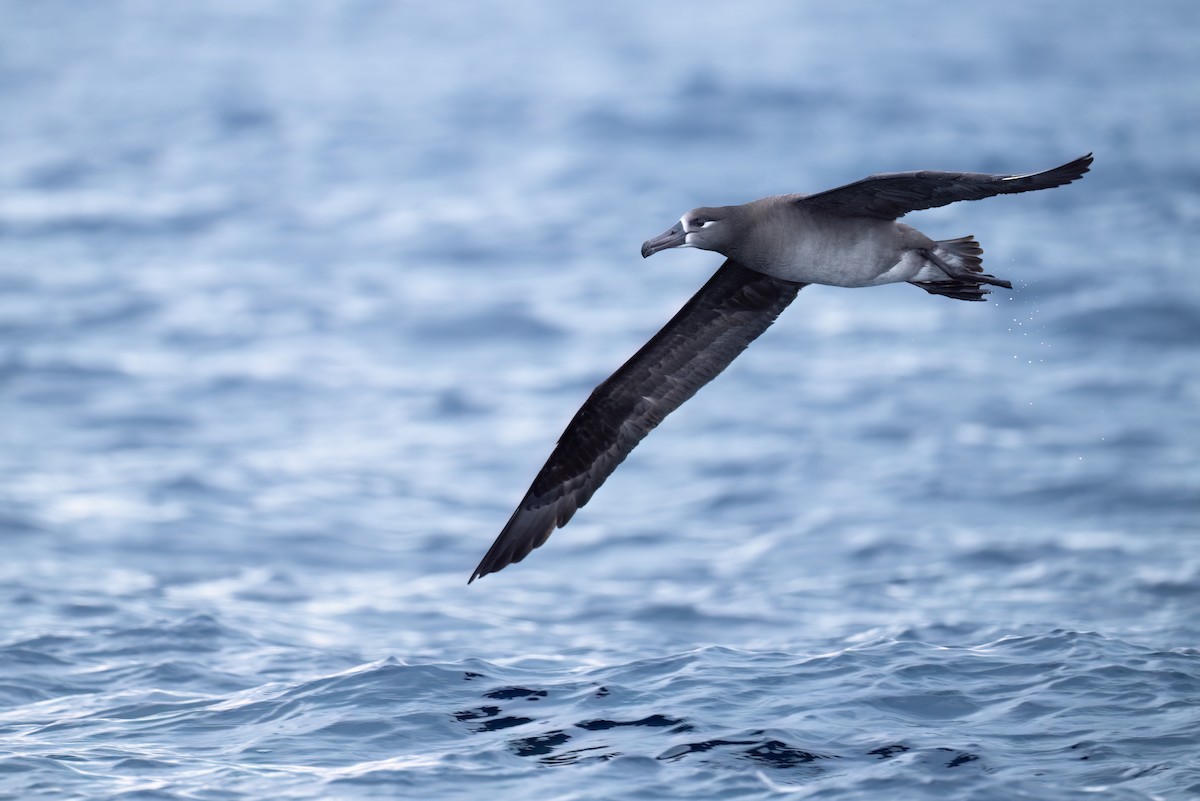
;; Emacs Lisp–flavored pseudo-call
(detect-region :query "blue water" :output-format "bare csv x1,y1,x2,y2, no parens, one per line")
2,2,1198,798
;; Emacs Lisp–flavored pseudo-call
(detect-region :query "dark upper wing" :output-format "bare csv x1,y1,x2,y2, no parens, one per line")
795,153,1093,220
469,260,805,582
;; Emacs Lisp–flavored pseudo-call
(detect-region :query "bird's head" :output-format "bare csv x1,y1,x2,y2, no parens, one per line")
641,207,733,258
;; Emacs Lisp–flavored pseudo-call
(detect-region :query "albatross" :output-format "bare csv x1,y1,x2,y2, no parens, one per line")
470,153,1093,583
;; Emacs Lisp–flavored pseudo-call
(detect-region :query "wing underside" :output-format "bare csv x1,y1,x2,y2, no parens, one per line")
469,260,805,582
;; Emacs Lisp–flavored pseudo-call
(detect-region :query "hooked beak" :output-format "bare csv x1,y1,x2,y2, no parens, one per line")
640,222,686,258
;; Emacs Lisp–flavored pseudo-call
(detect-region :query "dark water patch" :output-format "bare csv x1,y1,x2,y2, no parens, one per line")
476,715,536,733
452,705,501,721
576,714,688,731
658,734,830,771
943,750,980,769
510,730,571,757
869,744,911,760
539,744,620,765
483,687,548,701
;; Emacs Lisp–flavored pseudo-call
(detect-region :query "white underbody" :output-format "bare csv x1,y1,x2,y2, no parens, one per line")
688,202,961,288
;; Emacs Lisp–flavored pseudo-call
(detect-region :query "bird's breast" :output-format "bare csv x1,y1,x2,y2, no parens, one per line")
742,217,907,288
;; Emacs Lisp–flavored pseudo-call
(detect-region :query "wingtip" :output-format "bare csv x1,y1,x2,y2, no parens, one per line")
1062,152,1094,180
467,559,491,584
469,501,563,586
1002,152,1094,190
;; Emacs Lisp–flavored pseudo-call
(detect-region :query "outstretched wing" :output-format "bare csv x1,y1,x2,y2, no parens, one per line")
470,260,805,582
796,153,1092,220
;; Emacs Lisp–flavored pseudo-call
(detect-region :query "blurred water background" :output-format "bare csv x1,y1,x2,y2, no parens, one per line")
1,2,1198,799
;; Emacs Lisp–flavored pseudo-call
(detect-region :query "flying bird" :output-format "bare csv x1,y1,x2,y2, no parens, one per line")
470,154,1093,582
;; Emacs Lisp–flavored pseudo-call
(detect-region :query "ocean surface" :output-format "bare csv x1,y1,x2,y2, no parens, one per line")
2,2,1198,799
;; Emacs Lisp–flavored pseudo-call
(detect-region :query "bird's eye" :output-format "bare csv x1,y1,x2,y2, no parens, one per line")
691,218,706,228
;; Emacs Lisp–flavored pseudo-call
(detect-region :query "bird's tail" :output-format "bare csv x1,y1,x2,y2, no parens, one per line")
910,236,1011,302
